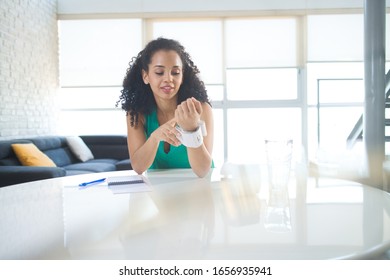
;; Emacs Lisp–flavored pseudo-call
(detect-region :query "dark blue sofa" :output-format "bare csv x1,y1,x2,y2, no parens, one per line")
0,135,131,187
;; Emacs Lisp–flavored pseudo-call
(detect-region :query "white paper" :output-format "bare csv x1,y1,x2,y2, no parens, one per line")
106,175,151,194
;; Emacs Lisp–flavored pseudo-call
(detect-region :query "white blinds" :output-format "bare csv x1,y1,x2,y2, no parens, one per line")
225,18,298,68
307,14,363,62
59,19,142,86
152,20,223,84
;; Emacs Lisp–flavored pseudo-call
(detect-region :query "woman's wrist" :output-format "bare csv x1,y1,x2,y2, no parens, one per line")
177,122,198,132
176,121,206,148
149,131,161,145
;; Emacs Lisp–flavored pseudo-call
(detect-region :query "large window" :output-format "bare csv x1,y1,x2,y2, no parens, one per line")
58,13,390,167
56,16,306,167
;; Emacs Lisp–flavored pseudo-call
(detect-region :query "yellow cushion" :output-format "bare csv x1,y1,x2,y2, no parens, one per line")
11,143,56,167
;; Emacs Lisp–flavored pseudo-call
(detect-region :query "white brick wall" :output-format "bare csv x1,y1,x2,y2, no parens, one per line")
0,0,59,140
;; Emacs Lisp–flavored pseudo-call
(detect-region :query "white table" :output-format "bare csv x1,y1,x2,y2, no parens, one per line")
1,164,389,260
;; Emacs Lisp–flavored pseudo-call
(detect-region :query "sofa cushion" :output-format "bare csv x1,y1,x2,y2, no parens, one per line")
29,136,78,167
11,143,57,167
0,139,32,166
116,159,132,170
63,159,117,173
66,136,94,162
29,136,64,151
80,135,129,160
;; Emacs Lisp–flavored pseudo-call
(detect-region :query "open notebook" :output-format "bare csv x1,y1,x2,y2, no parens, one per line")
106,175,151,194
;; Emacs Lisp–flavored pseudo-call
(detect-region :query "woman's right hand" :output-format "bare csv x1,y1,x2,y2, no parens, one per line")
150,118,181,146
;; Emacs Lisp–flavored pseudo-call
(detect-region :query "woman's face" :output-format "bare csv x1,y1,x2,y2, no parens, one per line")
142,50,183,103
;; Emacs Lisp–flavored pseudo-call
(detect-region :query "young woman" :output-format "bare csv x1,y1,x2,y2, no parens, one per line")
117,38,214,177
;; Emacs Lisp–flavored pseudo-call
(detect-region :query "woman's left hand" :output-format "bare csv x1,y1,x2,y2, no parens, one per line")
175,97,203,131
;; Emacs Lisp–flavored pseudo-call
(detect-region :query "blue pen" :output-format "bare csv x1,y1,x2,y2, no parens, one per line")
79,178,106,187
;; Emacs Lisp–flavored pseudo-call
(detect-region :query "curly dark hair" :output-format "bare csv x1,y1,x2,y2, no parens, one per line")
117,37,211,127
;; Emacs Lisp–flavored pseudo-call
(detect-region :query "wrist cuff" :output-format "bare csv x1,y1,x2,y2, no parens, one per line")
176,121,207,148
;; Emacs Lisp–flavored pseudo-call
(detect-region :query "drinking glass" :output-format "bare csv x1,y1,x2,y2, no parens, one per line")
264,139,293,232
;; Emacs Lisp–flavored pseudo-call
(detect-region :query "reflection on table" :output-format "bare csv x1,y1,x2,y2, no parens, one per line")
0,163,389,260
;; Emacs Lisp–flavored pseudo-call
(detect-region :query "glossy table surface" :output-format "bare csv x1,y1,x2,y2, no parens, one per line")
1,164,390,260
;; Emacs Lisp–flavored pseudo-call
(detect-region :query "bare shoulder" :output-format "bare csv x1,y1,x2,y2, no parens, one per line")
126,112,147,150
127,112,146,130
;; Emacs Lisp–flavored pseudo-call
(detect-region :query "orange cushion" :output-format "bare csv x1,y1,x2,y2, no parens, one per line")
11,143,56,167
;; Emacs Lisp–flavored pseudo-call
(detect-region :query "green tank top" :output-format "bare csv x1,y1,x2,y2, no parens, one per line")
144,109,213,170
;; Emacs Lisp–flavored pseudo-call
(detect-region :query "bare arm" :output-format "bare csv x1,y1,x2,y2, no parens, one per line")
126,115,180,174
175,98,214,177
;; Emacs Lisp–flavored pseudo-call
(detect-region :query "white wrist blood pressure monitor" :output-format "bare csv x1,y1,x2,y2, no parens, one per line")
175,121,207,148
